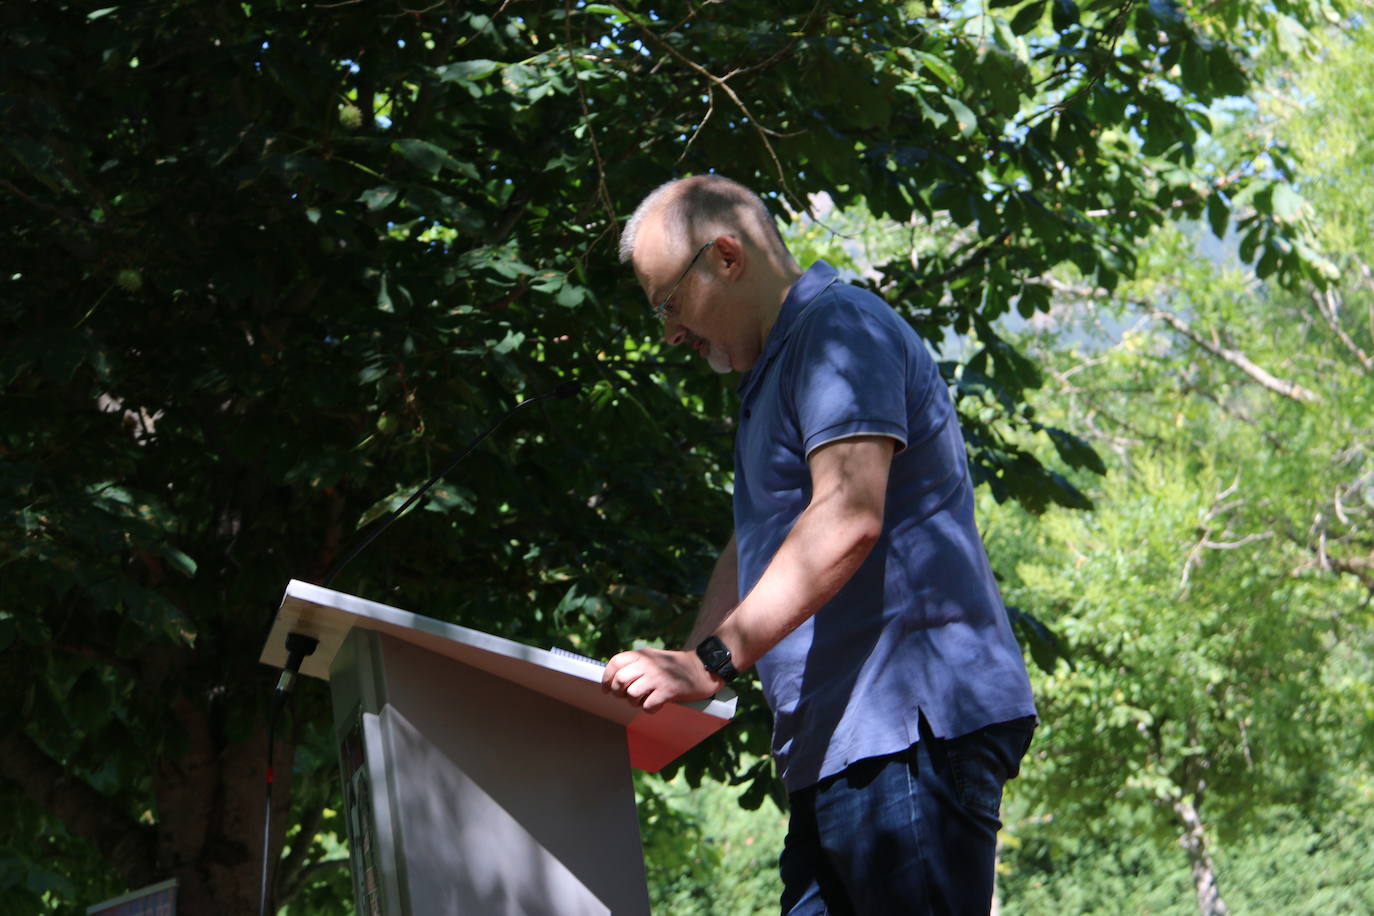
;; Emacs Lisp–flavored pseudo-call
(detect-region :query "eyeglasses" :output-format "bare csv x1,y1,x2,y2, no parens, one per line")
650,240,715,322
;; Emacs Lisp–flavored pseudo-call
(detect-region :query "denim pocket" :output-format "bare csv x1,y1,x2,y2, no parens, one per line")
948,747,1006,819
945,719,1036,820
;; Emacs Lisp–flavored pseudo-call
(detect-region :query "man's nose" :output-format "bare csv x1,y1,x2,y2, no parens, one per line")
663,320,688,347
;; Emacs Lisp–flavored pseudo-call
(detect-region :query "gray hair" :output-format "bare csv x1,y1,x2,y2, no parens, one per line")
618,175,790,264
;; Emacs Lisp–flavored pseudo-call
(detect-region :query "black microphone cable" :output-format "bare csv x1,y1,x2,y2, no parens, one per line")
259,632,317,916
257,377,580,915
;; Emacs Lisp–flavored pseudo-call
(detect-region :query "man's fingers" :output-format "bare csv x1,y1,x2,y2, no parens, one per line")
602,649,696,713
629,680,671,713
601,651,640,692
611,669,642,695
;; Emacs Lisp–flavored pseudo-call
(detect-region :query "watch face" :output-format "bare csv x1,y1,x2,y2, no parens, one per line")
697,637,730,670
703,645,729,668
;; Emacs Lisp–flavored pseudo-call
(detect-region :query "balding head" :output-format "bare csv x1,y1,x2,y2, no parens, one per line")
619,175,805,374
619,175,795,269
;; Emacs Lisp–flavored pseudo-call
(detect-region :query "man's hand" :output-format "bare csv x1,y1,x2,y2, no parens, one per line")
601,647,722,714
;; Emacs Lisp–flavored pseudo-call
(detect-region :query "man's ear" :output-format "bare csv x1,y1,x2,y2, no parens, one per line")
713,234,744,273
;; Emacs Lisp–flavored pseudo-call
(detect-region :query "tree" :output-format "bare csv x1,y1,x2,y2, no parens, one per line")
992,439,1365,915
987,19,1374,912
999,801,1374,914
0,0,1346,911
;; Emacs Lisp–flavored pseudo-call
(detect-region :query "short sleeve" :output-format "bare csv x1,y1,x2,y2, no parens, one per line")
784,292,911,458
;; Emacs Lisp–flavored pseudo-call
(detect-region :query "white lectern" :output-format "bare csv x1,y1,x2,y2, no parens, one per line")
259,580,735,916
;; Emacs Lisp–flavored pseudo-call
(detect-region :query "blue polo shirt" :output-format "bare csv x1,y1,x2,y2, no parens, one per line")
734,261,1037,792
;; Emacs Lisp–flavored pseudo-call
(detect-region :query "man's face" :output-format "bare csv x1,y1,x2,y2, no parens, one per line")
635,221,737,374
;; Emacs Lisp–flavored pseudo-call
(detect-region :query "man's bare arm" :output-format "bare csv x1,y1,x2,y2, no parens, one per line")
684,531,738,649
602,436,893,711
714,435,893,672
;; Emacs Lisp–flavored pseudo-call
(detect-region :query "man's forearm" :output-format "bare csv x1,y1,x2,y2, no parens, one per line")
715,491,880,672
684,531,738,649
713,436,893,673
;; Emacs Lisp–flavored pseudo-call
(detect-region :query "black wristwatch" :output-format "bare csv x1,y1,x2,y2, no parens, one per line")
695,635,739,683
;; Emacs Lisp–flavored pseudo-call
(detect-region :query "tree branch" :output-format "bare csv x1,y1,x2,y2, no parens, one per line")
1283,525,1374,593
565,2,618,236
1328,552,1374,591
275,799,325,904
1312,287,1373,372
608,0,804,209
277,856,351,907
911,231,1013,293
1151,309,1320,403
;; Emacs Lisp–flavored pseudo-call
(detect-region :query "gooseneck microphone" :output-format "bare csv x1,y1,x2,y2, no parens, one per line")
320,378,582,589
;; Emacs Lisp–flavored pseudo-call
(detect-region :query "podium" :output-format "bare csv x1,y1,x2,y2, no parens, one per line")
259,580,735,916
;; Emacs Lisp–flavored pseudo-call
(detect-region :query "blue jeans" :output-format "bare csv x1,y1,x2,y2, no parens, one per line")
779,715,1035,915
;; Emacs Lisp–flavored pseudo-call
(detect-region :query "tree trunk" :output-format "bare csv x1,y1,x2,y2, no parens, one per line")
1173,796,1229,916
154,696,297,915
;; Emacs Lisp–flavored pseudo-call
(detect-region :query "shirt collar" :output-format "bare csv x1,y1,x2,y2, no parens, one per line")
738,260,840,397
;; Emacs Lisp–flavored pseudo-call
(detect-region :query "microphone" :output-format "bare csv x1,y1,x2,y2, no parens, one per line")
320,377,582,588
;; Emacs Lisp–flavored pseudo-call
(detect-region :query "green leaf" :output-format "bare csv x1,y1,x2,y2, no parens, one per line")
435,59,502,82
160,546,198,578
580,3,629,20
424,483,477,515
917,95,950,129
944,96,979,138
1271,183,1303,221
976,47,1032,116
738,773,767,810
392,138,459,177
1010,0,1046,35
555,283,586,308
1179,41,1209,94
377,273,393,312
1017,283,1051,319
492,329,525,354
358,185,399,211
1045,469,1093,510
119,583,197,646
1006,605,1070,673
1256,241,1279,279
1051,0,1080,32
915,51,958,89
1206,192,1229,238
502,62,541,94
1045,426,1106,475
356,488,409,529
1148,0,1186,28
358,361,388,384
1239,225,1262,264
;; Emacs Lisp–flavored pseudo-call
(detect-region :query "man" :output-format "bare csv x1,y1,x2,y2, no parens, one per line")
602,175,1037,915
